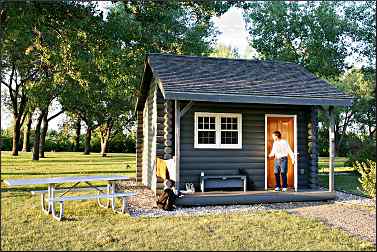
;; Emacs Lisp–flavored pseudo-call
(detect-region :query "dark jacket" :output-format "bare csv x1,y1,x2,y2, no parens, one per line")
156,188,178,211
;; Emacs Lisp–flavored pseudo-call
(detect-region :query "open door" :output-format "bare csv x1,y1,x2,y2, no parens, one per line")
266,116,296,189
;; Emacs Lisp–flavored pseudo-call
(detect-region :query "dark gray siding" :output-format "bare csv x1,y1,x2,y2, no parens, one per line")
179,102,311,190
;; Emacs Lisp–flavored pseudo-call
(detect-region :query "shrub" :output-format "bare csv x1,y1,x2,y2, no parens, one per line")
346,138,376,167
354,160,376,199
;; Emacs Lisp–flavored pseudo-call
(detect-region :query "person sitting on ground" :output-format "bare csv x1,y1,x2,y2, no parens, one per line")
156,179,181,211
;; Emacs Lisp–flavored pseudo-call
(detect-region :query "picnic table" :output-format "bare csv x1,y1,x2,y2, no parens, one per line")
3,175,136,221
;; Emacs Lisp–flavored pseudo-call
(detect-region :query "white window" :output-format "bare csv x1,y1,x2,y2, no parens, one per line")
194,112,242,149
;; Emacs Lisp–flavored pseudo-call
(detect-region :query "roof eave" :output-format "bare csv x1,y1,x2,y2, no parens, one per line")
164,91,353,107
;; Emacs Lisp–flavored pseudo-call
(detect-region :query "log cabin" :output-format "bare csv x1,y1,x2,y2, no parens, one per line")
135,53,353,206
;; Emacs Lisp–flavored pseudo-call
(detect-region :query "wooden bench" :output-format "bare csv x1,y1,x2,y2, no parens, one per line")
48,192,136,221
200,172,247,192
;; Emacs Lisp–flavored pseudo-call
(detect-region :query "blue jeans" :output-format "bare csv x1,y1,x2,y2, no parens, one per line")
274,157,288,188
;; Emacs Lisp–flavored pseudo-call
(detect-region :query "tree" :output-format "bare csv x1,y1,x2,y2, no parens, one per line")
1,2,39,155
242,1,376,155
319,68,376,154
345,1,376,68
210,43,240,59
242,1,350,78
2,1,107,160
21,108,33,152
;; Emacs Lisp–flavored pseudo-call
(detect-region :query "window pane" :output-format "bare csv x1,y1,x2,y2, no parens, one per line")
221,131,238,144
221,121,226,130
232,118,238,130
198,131,216,144
227,122,232,130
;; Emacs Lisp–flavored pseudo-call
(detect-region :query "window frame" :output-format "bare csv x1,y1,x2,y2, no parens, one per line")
194,112,242,149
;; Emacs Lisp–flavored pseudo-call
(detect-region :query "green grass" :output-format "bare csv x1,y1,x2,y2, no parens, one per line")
1,152,375,250
318,174,365,196
1,151,135,191
318,156,355,173
318,157,366,196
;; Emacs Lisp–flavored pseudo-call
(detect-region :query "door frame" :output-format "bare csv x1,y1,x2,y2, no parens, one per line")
264,114,298,192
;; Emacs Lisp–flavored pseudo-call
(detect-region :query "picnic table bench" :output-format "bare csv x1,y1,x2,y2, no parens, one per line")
200,172,247,192
4,175,136,221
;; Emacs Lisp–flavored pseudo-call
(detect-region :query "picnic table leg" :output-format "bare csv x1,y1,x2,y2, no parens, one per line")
41,186,51,214
97,182,111,208
50,184,64,221
110,181,116,210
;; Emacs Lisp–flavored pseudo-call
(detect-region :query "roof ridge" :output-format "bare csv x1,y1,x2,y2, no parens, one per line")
147,52,300,66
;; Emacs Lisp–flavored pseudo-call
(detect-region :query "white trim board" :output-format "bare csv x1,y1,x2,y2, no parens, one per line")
194,112,242,149
264,114,298,192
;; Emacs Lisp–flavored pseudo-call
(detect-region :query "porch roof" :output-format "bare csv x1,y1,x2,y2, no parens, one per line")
137,53,353,110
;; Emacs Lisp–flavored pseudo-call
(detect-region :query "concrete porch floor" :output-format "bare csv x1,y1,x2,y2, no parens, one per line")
176,189,336,206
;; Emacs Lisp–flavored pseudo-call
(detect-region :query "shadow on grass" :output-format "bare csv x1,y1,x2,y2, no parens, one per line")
318,170,359,175
1,170,135,176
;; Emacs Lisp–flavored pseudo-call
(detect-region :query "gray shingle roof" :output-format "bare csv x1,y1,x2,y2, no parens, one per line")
145,53,353,106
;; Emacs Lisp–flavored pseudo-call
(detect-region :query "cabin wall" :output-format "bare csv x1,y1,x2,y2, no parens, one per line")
179,102,312,190
141,78,157,189
136,110,143,182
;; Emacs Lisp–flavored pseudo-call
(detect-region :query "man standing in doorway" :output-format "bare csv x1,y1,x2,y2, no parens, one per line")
268,131,296,192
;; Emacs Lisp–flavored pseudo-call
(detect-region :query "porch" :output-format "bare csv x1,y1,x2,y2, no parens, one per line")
176,189,336,206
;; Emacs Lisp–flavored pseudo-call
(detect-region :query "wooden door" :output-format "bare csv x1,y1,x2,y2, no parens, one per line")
267,117,295,189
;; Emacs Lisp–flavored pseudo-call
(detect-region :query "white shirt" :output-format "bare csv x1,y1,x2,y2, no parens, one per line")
270,139,295,160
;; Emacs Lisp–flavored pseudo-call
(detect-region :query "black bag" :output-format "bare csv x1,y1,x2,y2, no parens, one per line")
156,188,177,211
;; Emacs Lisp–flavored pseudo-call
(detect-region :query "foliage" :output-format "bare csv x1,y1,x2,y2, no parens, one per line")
242,1,351,78
354,160,376,199
0,130,12,151
346,137,376,167
344,1,376,67
0,126,136,153
242,1,375,160
210,43,240,58
318,68,376,156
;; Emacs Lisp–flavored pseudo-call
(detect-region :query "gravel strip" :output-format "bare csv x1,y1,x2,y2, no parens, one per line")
287,203,376,244
119,182,375,243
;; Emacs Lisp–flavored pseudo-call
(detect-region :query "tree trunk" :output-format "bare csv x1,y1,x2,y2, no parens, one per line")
32,111,46,161
75,118,81,152
22,113,33,152
100,138,108,157
100,125,112,157
39,113,48,158
84,127,92,155
11,115,21,156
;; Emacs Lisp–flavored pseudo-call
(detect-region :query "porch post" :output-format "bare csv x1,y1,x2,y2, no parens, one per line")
174,100,181,192
328,106,335,192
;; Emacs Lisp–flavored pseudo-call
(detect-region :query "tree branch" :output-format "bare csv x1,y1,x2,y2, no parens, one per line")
47,110,64,121
0,80,16,93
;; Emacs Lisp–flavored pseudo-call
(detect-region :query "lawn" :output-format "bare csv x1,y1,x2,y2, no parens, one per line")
318,156,355,173
1,152,374,251
318,156,366,196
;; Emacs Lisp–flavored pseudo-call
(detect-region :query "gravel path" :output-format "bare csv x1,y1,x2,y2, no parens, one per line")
119,182,376,243
287,203,376,244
